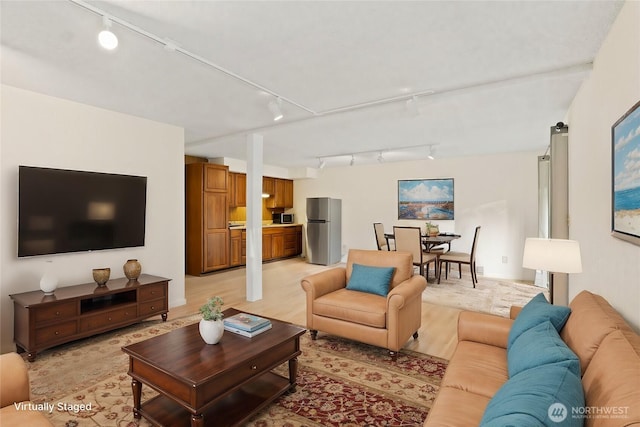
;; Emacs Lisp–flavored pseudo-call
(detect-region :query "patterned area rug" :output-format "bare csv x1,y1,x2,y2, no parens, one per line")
422,270,548,317
26,314,447,427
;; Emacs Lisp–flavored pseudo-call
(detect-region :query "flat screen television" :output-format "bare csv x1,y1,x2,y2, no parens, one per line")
18,166,147,257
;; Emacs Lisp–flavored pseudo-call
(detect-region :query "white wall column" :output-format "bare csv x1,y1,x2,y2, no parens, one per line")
246,133,263,301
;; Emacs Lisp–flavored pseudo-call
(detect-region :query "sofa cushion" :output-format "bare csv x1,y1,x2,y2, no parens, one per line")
424,386,491,426
507,293,571,349
313,288,387,328
346,263,395,296
480,361,585,427
0,406,53,427
508,320,580,378
441,341,508,398
561,290,636,375
581,330,640,427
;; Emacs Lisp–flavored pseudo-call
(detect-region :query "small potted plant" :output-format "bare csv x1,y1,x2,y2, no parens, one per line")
198,296,225,344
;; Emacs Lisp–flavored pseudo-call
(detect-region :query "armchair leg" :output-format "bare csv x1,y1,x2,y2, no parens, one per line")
388,350,397,360
309,330,318,340
413,331,419,339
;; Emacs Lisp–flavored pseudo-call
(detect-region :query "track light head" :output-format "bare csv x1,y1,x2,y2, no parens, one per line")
377,152,384,163
427,145,436,160
318,158,326,169
406,96,419,116
98,16,118,50
555,121,566,131
349,155,355,166
268,98,283,121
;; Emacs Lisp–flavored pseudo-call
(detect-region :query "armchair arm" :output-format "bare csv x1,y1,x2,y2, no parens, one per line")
387,275,427,311
386,275,427,352
457,311,513,349
300,267,347,299
0,353,30,407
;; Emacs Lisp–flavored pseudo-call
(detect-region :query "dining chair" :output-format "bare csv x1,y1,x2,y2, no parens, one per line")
373,223,393,251
393,226,439,280
438,226,481,287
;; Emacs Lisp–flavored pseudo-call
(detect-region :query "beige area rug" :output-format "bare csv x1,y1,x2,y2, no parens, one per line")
25,314,447,427
422,270,548,317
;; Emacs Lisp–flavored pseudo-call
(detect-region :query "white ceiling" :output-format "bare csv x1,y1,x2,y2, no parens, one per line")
0,1,623,169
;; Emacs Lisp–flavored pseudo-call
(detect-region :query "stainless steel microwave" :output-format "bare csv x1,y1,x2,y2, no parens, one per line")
272,213,294,224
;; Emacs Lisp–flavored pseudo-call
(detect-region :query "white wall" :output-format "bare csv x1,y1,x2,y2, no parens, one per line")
0,85,186,353
294,150,539,280
568,1,640,331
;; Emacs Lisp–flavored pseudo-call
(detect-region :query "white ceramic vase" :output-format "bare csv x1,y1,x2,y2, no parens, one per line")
40,261,58,295
199,319,224,344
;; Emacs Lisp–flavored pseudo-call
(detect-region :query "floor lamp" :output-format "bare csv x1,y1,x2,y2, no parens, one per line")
522,238,582,304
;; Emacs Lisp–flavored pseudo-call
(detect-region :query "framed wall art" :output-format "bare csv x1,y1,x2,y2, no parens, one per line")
612,99,640,246
398,178,454,220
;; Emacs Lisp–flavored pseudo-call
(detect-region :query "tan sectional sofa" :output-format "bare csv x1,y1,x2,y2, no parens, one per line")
0,352,53,426
424,291,640,426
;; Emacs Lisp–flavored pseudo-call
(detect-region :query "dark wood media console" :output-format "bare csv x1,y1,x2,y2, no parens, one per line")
10,274,170,361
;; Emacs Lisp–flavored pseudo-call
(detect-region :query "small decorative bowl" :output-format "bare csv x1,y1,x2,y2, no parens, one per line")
92,268,110,286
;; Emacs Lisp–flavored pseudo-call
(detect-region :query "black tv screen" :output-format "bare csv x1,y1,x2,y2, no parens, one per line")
18,166,147,257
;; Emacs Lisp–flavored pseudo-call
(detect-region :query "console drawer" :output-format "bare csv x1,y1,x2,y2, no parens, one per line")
35,320,77,345
79,305,137,332
138,299,167,317
34,301,77,325
139,283,167,302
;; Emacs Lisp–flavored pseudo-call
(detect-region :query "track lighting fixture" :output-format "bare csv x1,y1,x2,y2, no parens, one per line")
377,152,384,163
350,155,355,166
268,98,284,121
427,145,436,160
318,158,326,169
98,16,118,50
406,96,419,116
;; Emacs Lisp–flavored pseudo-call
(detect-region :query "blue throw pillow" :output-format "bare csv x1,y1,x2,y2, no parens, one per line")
346,263,395,297
508,321,580,378
507,293,571,349
480,362,585,427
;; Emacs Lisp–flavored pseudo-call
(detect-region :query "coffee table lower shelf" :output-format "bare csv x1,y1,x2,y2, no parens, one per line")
137,371,292,427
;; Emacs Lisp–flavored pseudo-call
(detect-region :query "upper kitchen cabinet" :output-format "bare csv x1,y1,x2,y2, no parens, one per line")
266,178,294,209
229,172,246,208
263,177,275,197
186,163,230,275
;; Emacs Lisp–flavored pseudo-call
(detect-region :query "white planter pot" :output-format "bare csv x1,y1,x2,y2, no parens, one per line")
199,319,224,344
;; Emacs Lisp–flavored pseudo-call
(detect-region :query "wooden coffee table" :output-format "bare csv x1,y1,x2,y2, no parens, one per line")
121,308,306,427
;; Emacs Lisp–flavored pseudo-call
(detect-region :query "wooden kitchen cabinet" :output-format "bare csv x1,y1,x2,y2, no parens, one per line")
230,229,242,266
228,172,247,208
186,163,230,275
237,225,302,265
262,177,275,196
266,178,294,209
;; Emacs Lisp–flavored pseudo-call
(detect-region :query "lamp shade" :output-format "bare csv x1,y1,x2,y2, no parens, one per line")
522,238,582,273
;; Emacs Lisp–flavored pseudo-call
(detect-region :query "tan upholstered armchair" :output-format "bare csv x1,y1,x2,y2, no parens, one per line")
300,249,427,356
0,353,53,426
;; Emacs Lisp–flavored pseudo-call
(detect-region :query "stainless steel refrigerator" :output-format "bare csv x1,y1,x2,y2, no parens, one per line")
306,197,342,265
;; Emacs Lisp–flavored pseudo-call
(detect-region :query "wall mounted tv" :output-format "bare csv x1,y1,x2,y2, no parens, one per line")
18,166,147,257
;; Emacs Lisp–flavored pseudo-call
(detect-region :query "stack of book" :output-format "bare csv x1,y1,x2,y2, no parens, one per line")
223,313,272,337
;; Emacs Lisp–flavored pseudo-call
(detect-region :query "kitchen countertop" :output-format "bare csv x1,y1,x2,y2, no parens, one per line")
229,223,302,230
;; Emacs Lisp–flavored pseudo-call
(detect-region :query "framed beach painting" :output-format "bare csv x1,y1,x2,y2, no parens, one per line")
612,99,640,246
398,178,454,220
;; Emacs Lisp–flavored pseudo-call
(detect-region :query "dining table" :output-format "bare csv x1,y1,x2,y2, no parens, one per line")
384,232,461,252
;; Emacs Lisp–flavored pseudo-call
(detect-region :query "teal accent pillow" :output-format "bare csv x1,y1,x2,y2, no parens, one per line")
346,263,395,297
508,321,580,378
507,293,571,349
480,362,585,427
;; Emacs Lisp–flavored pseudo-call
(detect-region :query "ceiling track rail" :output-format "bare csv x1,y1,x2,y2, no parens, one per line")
67,0,592,144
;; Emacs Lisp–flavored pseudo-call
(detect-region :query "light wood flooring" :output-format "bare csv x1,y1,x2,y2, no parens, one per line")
169,257,460,360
